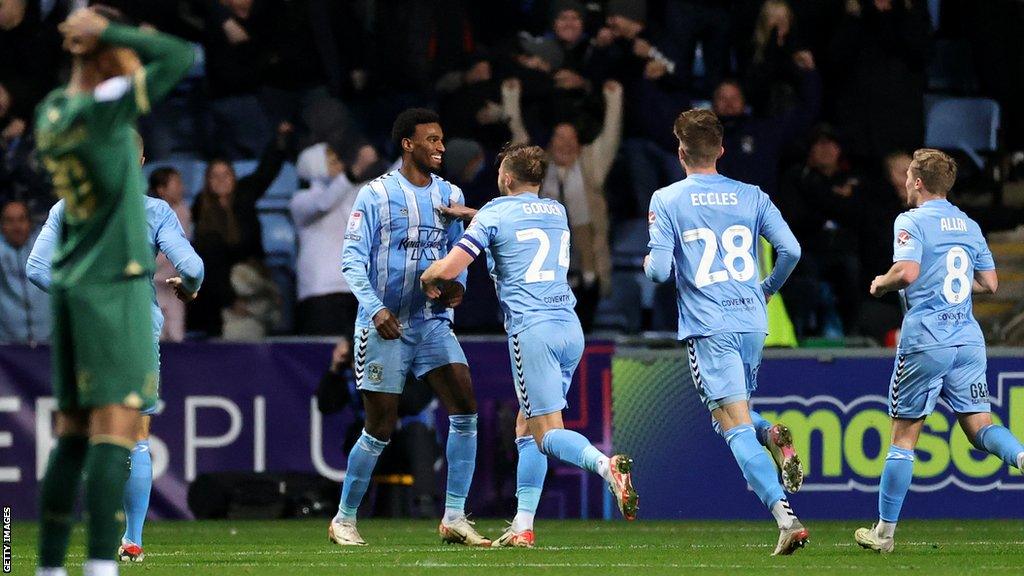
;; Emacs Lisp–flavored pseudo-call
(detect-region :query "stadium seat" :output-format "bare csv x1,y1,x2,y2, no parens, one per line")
928,0,940,30
925,97,1000,169
611,218,650,269
142,157,206,202
231,160,299,208
927,39,978,94
259,211,297,261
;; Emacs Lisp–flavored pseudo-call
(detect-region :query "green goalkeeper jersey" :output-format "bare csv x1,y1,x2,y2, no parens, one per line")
34,23,193,287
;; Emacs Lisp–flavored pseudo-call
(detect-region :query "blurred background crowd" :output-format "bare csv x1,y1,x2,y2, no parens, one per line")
2,0,1024,348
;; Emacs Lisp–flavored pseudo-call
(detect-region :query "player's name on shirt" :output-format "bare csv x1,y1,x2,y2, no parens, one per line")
690,192,739,207
939,217,968,232
521,202,564,216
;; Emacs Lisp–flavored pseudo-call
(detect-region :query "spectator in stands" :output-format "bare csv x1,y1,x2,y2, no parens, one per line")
0,200,49,344
854,150,910,342
221,260,281,340
261,0,368,141
590,1,691,215
190,122,292,336
744,0,809,117
663,0,732,95
149,168,193,341
291,138,384,337
778,125,864,336
504,78,622,331
0,82,51,219
713,52,821,195
198,0,272,159
441,138,504,334
828,0,932,160
437,52,511,152
0,0,65,132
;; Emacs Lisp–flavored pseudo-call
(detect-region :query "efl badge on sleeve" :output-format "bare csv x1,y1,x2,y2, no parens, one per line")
648,211,656,226
896,229,911,247
348,211,363,232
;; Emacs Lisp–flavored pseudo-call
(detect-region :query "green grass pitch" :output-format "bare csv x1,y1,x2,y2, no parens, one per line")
10,519,1023,575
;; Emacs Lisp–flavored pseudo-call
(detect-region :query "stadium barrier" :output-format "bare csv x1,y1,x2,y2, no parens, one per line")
0,339,613,520
613,347,1024,520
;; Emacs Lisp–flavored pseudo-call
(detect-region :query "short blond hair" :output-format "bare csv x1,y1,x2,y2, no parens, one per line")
909,148,957,195
673,109,723,167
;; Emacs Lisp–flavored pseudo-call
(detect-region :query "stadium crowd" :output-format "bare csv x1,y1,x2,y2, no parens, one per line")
2,0,1024,345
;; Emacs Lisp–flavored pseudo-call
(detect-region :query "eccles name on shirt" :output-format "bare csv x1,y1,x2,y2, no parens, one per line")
690,192,739,207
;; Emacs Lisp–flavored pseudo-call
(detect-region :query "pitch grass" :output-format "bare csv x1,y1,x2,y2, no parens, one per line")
10,519,1023,575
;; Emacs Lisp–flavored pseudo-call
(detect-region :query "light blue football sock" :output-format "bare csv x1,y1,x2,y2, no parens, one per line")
749,410,773,447
976,425,1024,469
711,411,772,447
540,428,606,475
444,414,478,514
878,445,915,523
515,436,547,515
723,424,785,509
336,430,388,522
122,439,151,546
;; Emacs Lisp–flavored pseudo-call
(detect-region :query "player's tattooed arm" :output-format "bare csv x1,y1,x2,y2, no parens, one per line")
870,261,921,297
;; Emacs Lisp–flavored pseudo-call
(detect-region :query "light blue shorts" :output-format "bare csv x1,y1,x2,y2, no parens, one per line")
890,345,989,419
684,332,765,411
509,320,584,418
353,319,467,394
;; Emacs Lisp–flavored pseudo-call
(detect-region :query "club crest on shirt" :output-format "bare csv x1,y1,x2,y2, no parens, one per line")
896,229,911,247
368,362,384,383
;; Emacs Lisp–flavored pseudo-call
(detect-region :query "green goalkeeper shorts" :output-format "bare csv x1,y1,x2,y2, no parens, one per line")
51,278,158,412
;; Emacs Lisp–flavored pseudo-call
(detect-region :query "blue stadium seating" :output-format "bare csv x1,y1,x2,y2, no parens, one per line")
925,97,1000,169
259,211,297,262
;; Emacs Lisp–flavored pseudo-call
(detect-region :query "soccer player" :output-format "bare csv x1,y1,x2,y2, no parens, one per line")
329,108,487,547
855,149,1022,553
644,110,808,555
33,7,193,576
421,144,638,548
27,141,204,563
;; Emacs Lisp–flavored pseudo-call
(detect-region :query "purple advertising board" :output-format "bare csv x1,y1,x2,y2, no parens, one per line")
0,340,614,521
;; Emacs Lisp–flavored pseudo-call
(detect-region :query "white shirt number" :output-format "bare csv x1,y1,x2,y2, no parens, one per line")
517,228,571,283
943,247,971,304
682,225,756,288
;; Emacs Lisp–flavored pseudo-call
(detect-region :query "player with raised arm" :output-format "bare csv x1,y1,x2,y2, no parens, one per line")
644,110,808,555
329,109,488,547
855,149,1022,553
33,6,194,576
421,144,638,548
27,137,204,563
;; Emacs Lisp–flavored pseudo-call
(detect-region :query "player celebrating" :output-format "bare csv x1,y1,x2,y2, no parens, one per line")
329,109,487,547
644,110,808,555
27,138,204,563
421,144,638,548
33,6,193,576
855,149,1022,553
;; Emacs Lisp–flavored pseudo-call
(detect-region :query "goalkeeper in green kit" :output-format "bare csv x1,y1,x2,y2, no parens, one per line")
33,6,193,576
